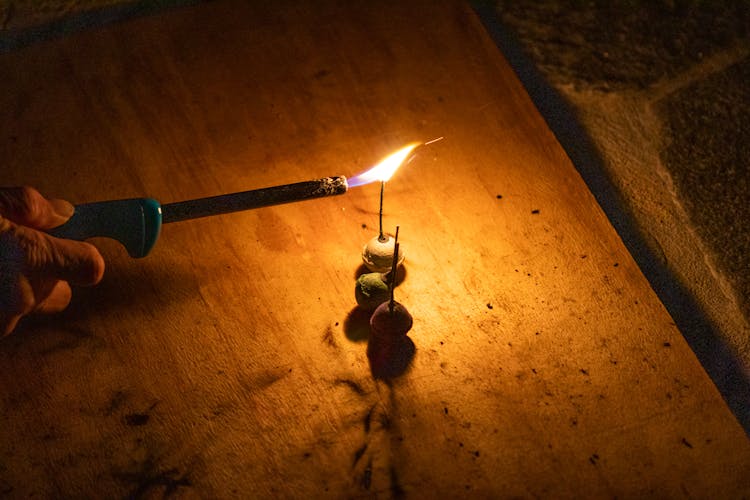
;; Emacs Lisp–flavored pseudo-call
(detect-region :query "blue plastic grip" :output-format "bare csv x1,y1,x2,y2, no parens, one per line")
47,198,162,258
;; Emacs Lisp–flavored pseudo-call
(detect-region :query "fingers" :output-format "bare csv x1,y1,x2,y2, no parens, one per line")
0,276,71,336
0,273,34,337
0,229,96,335
0,188,101,336
45,236,106,286
0,186,74,230
1,313,22,337
34,280,72,314
6,223,105,286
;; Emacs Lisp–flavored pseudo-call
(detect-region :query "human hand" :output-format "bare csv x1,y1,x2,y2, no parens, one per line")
0,186,105,336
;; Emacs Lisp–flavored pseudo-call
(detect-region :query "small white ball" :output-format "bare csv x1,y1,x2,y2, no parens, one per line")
362,234,405,273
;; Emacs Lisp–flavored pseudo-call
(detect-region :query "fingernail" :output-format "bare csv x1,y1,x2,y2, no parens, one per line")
50,199,74,219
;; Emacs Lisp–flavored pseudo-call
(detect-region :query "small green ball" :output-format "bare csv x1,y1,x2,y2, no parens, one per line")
355,272,390,311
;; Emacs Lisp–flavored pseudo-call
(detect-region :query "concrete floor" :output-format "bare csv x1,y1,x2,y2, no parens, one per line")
1,0,748,428
483,0,750,429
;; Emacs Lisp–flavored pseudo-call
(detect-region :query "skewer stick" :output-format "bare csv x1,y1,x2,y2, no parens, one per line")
378,181,386,242
389,226,400,314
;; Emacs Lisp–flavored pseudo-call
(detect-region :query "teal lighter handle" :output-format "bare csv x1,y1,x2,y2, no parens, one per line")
47,198,162,258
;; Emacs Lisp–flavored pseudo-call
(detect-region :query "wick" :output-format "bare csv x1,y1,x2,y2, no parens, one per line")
378,180,386,242
389,226,400,314
423,136,444,146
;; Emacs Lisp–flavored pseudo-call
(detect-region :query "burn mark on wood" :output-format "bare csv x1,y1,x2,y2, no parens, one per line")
334,378,367,396
117,457,190,499
390,467,405,499
208,402,233,420
486,303,493,309
589,453,600,465
322,326,338,349
105,391,127,416
353,443,368,468
122,468,190,499
531,209,540,214
378,411,392,431
363,404,376,433
124,401,158,426
496,194,503,199
242,369,289,393
125,413,150,426
362,460,372,490
681,437,693,449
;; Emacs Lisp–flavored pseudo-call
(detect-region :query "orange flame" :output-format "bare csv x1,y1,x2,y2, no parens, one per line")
348,142,421,187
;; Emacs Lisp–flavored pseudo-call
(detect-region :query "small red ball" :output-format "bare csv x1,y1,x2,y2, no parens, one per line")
370,301,413,339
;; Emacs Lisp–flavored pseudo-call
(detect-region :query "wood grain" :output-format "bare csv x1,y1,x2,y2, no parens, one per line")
0,0,748,497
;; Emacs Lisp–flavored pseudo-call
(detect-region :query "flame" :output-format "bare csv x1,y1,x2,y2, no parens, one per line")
348,142,421,188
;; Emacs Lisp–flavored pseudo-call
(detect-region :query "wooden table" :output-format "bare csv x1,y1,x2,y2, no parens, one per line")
1,1,748,497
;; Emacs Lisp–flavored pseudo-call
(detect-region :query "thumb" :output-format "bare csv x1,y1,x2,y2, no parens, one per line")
0,186,74,230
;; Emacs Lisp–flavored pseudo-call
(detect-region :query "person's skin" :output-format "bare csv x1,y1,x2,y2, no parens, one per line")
0,186,105,336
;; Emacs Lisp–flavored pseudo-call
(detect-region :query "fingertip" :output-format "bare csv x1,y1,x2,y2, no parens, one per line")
0,186,71,229
1,316,19,337
90,246,106,285
7,274,37,318
77,242,106,286
44,237,106,286
14,186,45,225
48,198,75,223
35,280,72,314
